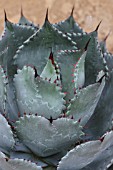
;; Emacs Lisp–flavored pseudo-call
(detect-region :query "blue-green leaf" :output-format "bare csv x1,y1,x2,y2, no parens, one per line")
74,51,86,91
15,115,83,157
14,66,65,119
58,131,113,170
0,151,42,170
53,8,84,34
0,114,15,155
84,31,104,86
18,7,39,29
85,70,113,139
14,20,77,75
67,79,105,127
56,49,84,101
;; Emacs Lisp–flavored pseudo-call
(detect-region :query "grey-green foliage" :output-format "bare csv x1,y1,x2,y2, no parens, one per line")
0,7,113,170
58,131,113,170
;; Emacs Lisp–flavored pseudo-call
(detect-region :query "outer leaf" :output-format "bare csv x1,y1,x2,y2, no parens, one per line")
84,31,104,86
67,79,105,127
96,70,105,82
0,19,36,74
100,32,110,54
14,66,65,119
58,131,113,170
104,52,113,71
10,152,48,167
68,32,90,49
19,8,38,29
53,11,84,34
0,151,6,158
68,31,104,86
0,66,8,114
42,151,66,167
14,20,77,75
100,40,107,54
0,114,15,155
56,49,84,101
0,18,35,78
85,70,113,139
15,115,83,157
106,159,113,170
0,151,42,170
0,19,37,122
11,140,48,167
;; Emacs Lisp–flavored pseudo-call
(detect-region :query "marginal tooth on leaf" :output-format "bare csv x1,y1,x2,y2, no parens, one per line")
95,20,102,32
62,34,67,37
67,37,71,41
70,5,74,16
58,30,62,34
67,33,72,37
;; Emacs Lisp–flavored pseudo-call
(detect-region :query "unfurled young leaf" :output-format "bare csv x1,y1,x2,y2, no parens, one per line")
74,51,86,91
40,52,60,84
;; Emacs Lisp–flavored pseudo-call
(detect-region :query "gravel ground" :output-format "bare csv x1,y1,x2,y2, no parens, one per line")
0,0,113,52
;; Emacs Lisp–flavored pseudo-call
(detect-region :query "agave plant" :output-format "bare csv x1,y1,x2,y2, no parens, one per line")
0,7,113,170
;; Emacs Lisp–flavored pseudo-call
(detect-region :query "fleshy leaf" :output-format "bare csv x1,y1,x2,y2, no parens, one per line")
68,31,104,86
67,79,105,127
100,39,108,54
0,114,15,154
0,151,42,170
84,31,104,86
56,49,84,101
85,70,113,139
0,18,36,73
74,51,86,90
10,152,47,167
106,159,113,170
53,8,84,34
0,18,37,122
0,66,8,114
15,115,83,157
58,131,113,170
104,52,113,71
14,66,65,119
40,52,60,84
100,32,110,54
69,32,90,49
19,7,38,29
96,70,105,82
14,19,77,75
